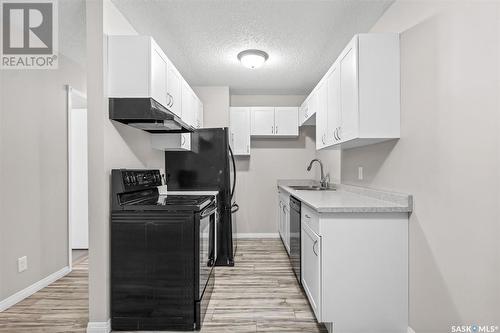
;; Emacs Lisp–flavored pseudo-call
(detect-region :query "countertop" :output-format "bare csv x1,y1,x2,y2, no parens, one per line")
278,180,412,213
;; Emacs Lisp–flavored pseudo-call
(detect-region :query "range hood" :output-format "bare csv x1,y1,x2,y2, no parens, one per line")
109,98,194,133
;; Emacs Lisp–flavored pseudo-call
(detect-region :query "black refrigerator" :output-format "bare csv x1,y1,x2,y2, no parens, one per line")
165,128,238,266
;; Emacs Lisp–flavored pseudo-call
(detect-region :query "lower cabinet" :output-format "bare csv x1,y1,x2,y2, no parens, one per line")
301,222,321,321
277,190,290,254
300,204,409,333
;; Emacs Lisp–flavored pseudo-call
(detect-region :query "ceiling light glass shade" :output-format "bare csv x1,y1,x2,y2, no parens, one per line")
237,49,269,69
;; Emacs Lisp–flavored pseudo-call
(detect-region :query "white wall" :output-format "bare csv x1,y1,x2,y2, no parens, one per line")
230,95,317,235
193,86,230,128
0,3,86,303
321,1,500,331
87,0,165,325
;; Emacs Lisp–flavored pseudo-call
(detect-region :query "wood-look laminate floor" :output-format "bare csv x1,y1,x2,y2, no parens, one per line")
202,239,327,333
0,239,326,333
0,256,88,332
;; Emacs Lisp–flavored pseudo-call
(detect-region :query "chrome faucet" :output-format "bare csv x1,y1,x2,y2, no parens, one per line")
307,159,330,189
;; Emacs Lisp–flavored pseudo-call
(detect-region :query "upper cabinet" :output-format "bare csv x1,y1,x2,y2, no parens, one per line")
299,95,316,126
166,61,182,118
108,35,204,151
307,33,400,150
229,107,251,156
250,107,299,137
108,35,203,131
250,107,275,136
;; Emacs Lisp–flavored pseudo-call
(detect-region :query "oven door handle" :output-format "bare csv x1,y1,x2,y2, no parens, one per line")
200,201,217,218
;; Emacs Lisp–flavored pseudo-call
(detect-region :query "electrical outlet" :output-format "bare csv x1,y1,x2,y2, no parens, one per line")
358,166,364,180
18,256,28,273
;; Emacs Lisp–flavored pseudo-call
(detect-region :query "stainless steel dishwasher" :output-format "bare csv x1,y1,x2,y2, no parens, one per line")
289,196,301,284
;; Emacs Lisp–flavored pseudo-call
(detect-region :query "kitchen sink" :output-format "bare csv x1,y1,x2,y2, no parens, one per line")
288,185,336,191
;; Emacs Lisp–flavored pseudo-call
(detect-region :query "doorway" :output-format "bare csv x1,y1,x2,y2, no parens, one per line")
67,85,88,268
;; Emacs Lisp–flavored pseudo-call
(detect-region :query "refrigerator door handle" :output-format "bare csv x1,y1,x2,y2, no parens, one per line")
229,145,237,201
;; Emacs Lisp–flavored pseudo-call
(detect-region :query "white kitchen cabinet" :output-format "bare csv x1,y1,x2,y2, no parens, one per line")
275,107,299,136
150,43,168,106
338,39,358,143
166,61,182,118
195,98,204,128
151,133,191,151
229,107,251,156
315,80,328,150
108,35,203,126
251,107,299,137
108,36,167,101
277,190,290,254
299,95,316,126
301,221,321,321
324,65,342,146
181,80,196,127
299,205,408,332
306,33,400,150
250,107,275,135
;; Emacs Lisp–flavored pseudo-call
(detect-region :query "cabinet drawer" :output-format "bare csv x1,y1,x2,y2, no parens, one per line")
301,204,319,235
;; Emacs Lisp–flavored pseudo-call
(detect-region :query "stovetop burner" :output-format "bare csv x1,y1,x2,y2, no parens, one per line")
122,194,214,212
162,195,212,206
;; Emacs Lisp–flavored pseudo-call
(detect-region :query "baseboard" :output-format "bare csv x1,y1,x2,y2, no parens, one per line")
0,266,70,312
86,320,111,333
236,233,279,239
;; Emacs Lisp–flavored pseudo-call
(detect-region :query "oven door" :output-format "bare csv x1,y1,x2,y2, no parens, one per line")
197,200,216,301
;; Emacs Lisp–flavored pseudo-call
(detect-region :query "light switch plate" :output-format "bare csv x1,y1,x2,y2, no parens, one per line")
358,166,364,180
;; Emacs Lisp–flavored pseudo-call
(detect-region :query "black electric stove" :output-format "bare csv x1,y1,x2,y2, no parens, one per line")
110,169,216,331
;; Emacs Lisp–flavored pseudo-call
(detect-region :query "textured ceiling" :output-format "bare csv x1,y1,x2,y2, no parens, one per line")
112,0,393,94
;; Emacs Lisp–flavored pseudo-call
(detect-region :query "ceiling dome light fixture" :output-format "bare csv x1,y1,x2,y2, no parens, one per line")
237,49,269,69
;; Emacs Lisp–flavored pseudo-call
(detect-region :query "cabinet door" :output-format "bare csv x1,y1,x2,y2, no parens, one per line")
250,107,275,135
229,107,251,155
315,81,328,149
339,40,359,142
181,81,194,126
326,65,341,145
196,99,203,128
301,223,321,321
166,62,182,117
150,45,168,106
274,107,299,136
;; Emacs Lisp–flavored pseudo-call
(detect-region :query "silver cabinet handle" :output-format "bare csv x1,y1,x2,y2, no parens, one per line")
247,144,250,153
166,93,172,107
337,127,341,140
312,240,318,256
334,128,338,141
283,205,286,213
322,133,326,144
272,126,274,134
181,135,186,146
276,126,278,134
305,214,311,219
